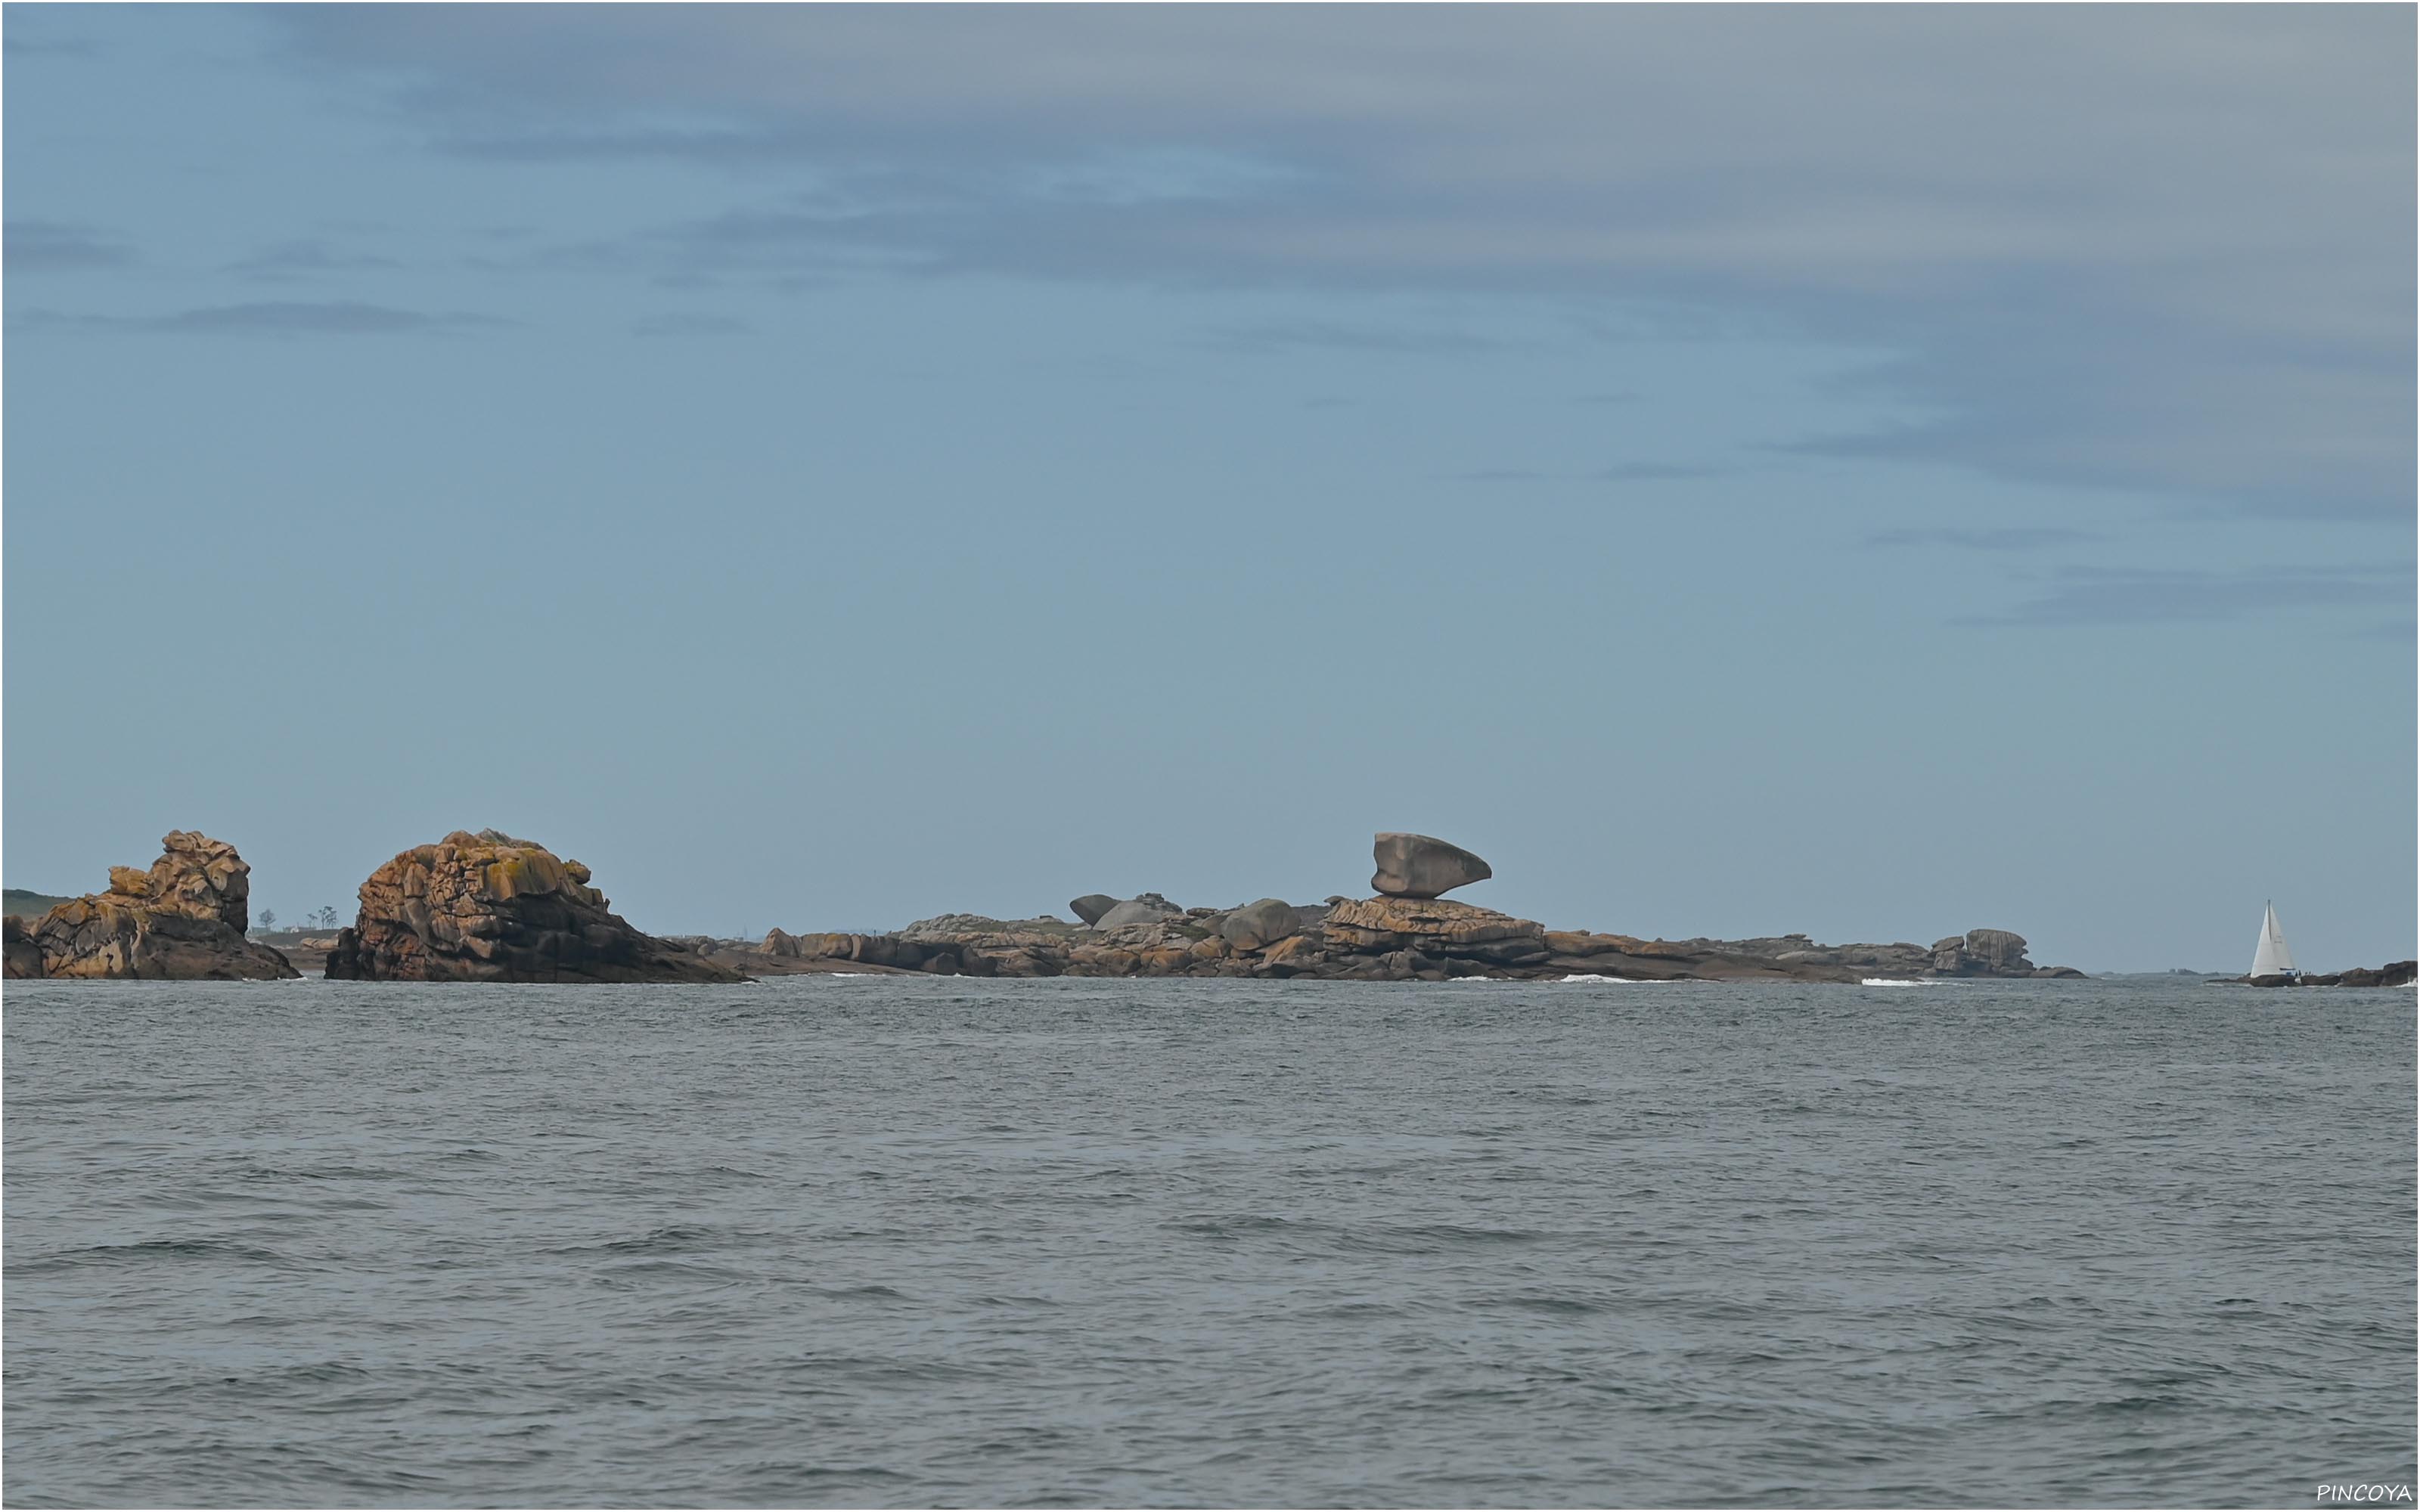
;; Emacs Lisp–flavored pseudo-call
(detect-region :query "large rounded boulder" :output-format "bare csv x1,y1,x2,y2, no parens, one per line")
323,829,743,984
1220,897,1303,952
1370,832,1492,900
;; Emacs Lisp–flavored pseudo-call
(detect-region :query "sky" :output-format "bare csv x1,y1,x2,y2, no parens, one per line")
4,4,2412,972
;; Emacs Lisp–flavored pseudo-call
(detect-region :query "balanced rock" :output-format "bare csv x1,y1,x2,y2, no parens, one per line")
322,829,743,984
8,832,296,981
1370,832,1491,900
1069,894,1120,926
1220,897,1302,952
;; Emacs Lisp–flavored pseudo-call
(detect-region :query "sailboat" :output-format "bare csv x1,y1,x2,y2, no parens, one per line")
2250,901,2298,980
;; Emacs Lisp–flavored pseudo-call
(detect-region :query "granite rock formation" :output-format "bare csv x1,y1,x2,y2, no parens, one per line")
1923,929,2070,978
1371,832,1491,900
5,832,296,981
323,830,743,984
1069,894,1119,926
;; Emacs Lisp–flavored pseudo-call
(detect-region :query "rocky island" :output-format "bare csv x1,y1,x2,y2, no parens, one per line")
324,830,743,983
2,832,296,981
717,832,2084,984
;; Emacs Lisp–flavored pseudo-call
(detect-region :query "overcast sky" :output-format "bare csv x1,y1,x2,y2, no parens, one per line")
5,5,2412,971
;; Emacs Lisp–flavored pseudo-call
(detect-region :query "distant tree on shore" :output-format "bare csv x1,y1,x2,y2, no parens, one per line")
258,909,278,931
312,906,341,930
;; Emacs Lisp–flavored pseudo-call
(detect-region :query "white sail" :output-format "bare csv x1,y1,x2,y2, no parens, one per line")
2250,902,2296,977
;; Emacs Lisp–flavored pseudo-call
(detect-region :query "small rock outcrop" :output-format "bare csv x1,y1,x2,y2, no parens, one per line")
1371,832,1491,899
323,830,743,984
5,832,296,981
1069,894,1119,926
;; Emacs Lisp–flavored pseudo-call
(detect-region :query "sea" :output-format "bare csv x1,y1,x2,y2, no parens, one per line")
5,974,2412,1508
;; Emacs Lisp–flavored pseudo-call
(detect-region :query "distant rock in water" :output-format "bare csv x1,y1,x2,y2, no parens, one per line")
323,830,743,984
1371,833,1491,900
1069,894,1120,926
5,832,296,981
2250,961,2415,988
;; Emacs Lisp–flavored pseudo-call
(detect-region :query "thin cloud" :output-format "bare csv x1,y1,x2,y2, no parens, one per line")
17,302,511,336
5,220,135,273
1864,526,2102,552
1438,460,1739,483
1438,468,1555,483
228,240,405,280
3,37,101,58
631,312,749,337
1594,462,1735,482
1960,565,2411,627
1196,318,1515,356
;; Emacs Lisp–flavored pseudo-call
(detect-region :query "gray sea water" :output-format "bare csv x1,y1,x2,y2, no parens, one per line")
4,975,2412,1508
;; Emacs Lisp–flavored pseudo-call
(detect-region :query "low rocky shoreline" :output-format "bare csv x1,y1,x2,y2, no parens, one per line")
2246,963,2415,988
14,826,2403,988
697,832,2085,984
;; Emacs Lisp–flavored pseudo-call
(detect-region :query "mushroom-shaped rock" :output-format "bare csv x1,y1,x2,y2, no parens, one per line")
1069,894,1119,926
1370,832,1491,900
323,829,744,983
1962,928,2032,972
17,832,296,980
1094,896,1180,930
1220,898,1302,952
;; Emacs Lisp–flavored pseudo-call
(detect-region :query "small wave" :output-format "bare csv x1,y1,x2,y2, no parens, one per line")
14,1238,292,1274
1559,973,1674,984
1862,978,1950,987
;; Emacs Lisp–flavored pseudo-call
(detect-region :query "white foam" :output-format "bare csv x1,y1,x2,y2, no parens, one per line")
1558,973,1674,984
1861,978,1948,987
